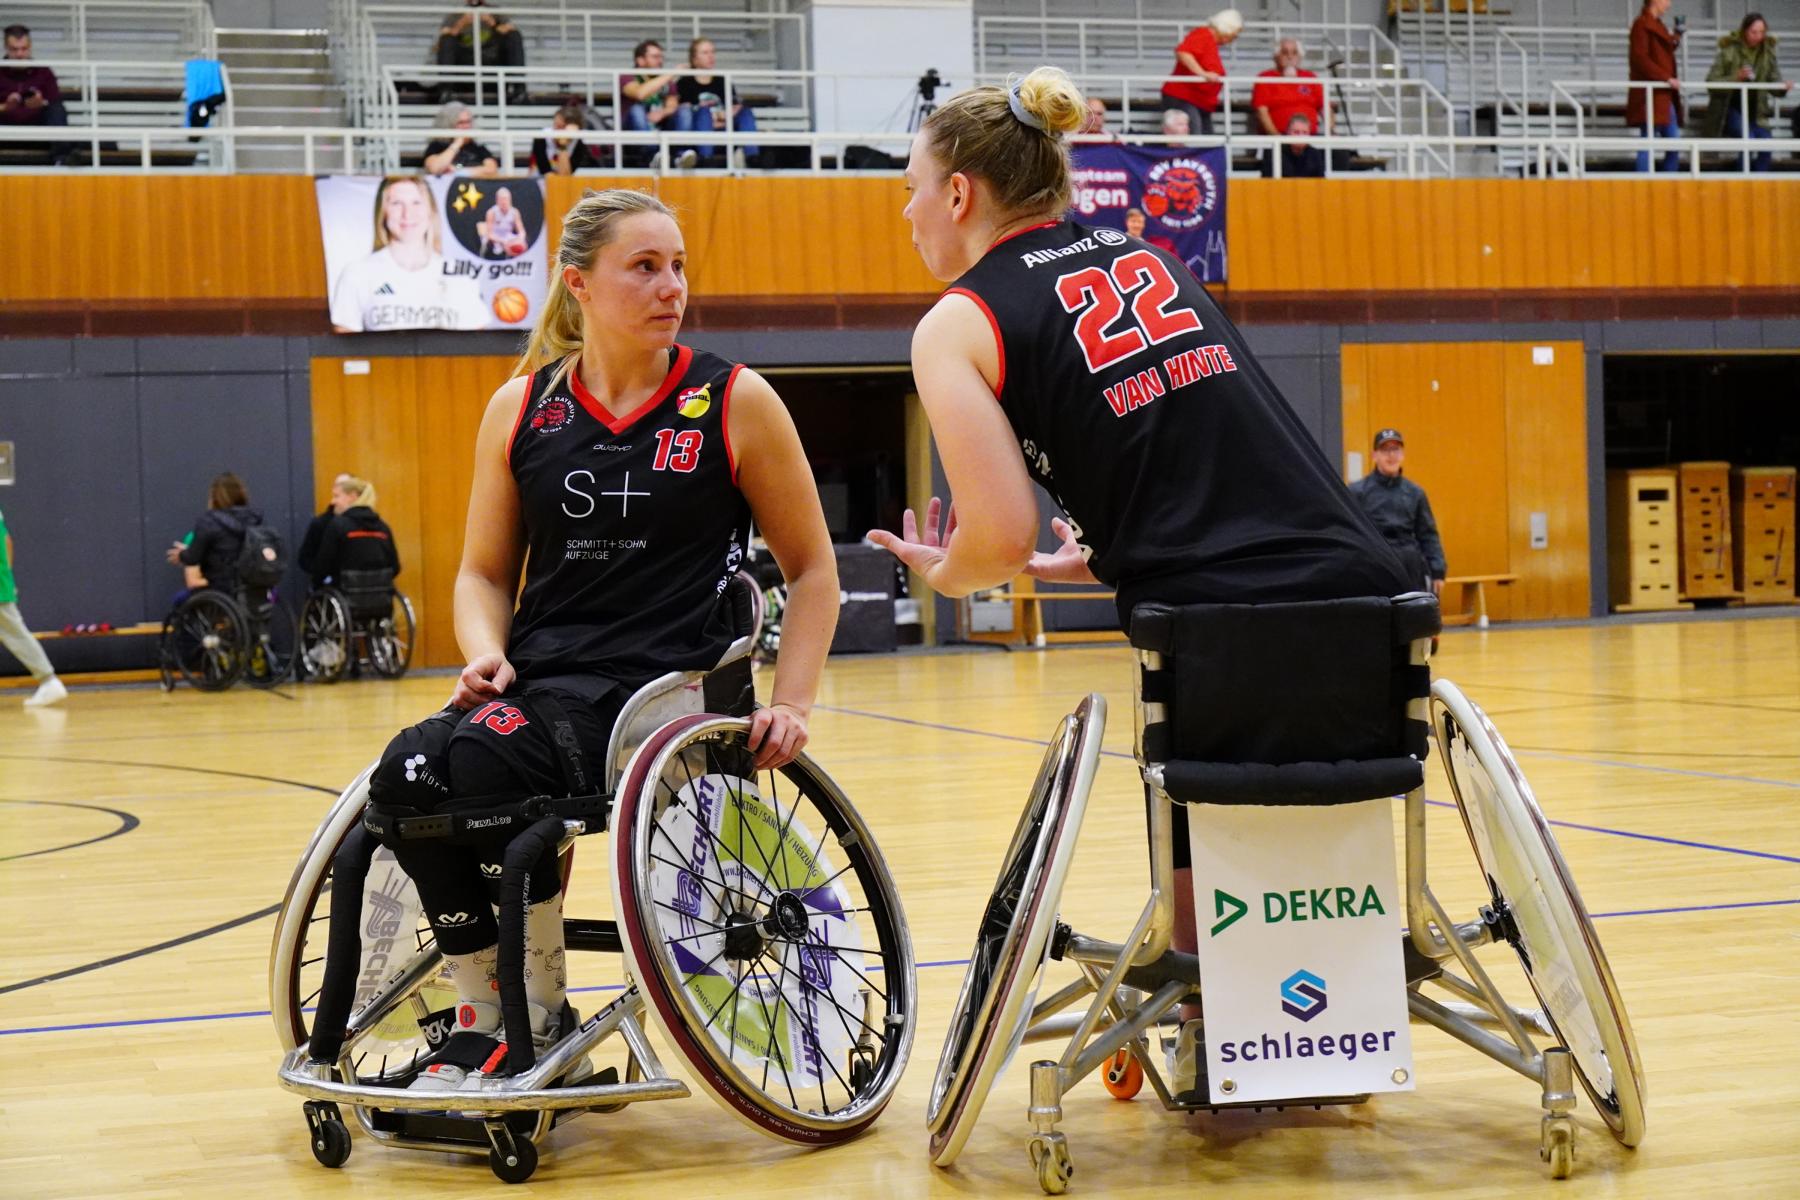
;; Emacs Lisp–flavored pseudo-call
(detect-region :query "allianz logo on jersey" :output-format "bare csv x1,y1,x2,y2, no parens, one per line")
1018,228,1127,269
1208,884,1387,936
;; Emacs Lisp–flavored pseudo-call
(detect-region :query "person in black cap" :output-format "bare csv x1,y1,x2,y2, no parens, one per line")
1349,428,1446,595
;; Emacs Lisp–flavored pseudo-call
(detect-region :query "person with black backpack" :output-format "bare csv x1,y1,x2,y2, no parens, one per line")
167,472,286,598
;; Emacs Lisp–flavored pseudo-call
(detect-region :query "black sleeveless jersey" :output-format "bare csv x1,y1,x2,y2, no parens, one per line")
948,218,1409,617
505,345,750,689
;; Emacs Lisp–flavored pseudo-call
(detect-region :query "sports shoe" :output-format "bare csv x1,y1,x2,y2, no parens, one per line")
1163,1018,1207,1103
24,676,67,708
676,148,699,169
408,1000,503,1092
457,1001,593,1098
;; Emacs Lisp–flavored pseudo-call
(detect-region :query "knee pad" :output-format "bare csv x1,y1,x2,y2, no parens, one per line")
369,708,460,812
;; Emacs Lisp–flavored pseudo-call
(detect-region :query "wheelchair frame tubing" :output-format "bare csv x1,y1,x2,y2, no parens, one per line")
307,822,381,1064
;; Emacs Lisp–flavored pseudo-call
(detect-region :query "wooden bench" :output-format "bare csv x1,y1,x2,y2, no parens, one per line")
958,574,1124,648
1439,574,1517,628
0,622,164,689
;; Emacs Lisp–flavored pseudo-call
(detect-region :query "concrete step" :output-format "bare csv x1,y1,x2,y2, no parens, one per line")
216,28,329,51
229,67,336,86
233,84,344,107
231,106,347,126
219,50,330,71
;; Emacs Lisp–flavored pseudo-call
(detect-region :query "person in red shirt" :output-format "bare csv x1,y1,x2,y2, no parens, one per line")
1251,38,1329,136
1161,8,1242,136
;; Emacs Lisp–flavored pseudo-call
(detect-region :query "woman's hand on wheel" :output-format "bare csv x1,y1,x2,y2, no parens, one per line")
747,702,808,770
452,653,515,709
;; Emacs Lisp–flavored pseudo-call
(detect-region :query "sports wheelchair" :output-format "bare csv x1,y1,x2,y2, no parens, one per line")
927,594,1645,1192
298,569,417,682
158,584,296,691
271,592,917,1183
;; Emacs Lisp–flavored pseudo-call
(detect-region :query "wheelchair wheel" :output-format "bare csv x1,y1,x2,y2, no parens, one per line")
612,715,916,1146
299,591,351,684
367,593,417,679
1431,680,1647,1149
164,590,250,692
269,765,448,1085
926,694,1106,1168
244,594,297,688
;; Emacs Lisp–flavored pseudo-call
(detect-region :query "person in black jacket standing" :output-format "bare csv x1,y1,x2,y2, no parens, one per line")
1349,428,1446,596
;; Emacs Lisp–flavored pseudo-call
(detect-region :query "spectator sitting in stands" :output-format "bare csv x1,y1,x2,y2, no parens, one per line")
433,0,524,103
1124,207,1146,238
1261,111,1326,177
1161,8,1242,136
1628,0,1684,172
1703,12,1790,172
621,39,697,169
532,104,601,174
1160,107,1192,146
1080,95,1118,139
423,101,500,176
2,25,70,166
1252,38,1328,137
678,37,760,168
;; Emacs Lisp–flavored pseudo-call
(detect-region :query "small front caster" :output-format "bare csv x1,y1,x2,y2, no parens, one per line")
303,1100,351,1169
485,1119,539,1183
1541,1115,1575,1179
1029,1132,1074,1195
1102,1048,1143,1100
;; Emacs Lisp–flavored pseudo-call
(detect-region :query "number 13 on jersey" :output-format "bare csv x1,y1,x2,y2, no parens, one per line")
1055,250,1203,374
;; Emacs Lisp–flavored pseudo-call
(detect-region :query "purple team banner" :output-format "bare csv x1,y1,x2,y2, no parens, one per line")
1070,143,1228,285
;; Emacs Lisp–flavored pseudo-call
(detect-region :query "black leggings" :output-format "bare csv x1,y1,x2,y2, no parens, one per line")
367,686,624,954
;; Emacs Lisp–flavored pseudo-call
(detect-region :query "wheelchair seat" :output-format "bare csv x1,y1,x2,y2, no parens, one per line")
335,568,397,623
1129,592,1439,806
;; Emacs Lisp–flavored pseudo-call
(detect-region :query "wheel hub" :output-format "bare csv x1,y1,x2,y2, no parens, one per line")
722,910,766,961
766,892,811,941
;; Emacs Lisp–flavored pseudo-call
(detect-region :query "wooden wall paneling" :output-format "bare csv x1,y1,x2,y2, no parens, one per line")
1499,340,1589,620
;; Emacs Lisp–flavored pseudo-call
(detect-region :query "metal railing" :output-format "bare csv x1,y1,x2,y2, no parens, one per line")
974,14,1404,78
0,58,228,125
1547,78,1793,175
2,0,214,62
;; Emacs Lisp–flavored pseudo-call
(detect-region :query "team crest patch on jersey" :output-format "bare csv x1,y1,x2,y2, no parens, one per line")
531,397,573,435
676,384,711,419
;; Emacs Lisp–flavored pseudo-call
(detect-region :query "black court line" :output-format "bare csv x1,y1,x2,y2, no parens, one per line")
0,799,141,863
0,755,338,996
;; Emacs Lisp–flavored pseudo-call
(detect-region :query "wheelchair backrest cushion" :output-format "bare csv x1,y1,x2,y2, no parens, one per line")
338,568,397,619
1132,594,1438,766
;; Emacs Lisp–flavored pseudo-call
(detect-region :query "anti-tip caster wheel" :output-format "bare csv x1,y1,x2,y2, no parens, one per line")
488,1135,538,1184
303,1102,351,1169
1029,1132,1074,1195
1102,1049,1143,1100
1541,1115,1576,1179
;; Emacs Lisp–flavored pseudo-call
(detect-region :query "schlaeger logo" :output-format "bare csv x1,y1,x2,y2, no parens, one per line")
1280,969,1328,1022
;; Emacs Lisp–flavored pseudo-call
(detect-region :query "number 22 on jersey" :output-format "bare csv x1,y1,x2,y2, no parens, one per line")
1054,250,1203,374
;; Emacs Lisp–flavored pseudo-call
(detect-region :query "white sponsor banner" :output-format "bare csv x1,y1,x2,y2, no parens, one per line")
1189,798,1415,1104
316,174,547,333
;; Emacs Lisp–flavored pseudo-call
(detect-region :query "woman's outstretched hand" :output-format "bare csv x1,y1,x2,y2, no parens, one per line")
452,652,515,710
865,496,957,586
1024,517,1099,585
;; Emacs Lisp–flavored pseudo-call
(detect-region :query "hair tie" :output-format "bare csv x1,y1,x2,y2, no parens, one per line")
1007,79,1047,131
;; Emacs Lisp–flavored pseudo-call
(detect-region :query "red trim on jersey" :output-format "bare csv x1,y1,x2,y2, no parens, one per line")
569,344,695,435
720,362,746,486
987,220,1059,253
943,287,1006,402
505,371,536,471
344,530,389,539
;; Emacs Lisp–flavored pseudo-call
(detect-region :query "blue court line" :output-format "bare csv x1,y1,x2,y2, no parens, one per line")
3,901,1794,1039
815,704,1800,866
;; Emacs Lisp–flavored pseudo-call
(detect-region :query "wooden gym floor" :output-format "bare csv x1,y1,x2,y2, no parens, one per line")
1,613,1796,1199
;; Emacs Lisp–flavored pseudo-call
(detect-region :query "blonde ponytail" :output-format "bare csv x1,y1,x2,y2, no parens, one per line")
923,66,1086,218
513,188,676,390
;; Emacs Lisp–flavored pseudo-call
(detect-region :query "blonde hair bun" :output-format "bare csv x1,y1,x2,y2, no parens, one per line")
1014,66,1086,136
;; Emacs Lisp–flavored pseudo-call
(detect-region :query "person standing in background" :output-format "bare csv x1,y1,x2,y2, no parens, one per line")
1160,9,1243,136
1350,428,1446,596
1629,0,1684,172
0,505,68,708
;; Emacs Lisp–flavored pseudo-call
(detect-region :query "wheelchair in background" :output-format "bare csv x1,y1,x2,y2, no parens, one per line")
158,584,296,691
272,579,917,1182
298,569,416,682
927,594,1645,1192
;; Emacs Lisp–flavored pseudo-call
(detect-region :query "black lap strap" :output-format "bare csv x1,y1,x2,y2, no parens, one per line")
1160,757,1423,807
525,691,595,796
363,791,611,845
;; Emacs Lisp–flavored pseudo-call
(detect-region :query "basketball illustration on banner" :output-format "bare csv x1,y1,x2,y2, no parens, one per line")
492,286,530,324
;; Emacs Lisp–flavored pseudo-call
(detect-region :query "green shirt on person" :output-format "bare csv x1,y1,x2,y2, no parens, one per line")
0,507,17,605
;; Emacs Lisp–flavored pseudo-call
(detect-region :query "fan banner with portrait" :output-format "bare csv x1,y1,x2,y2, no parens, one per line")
315,175,548,333
1069,143,1228,285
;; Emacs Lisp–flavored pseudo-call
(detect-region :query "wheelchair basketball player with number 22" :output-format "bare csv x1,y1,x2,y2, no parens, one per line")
872,70,1643,1192
274,189,916,1182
